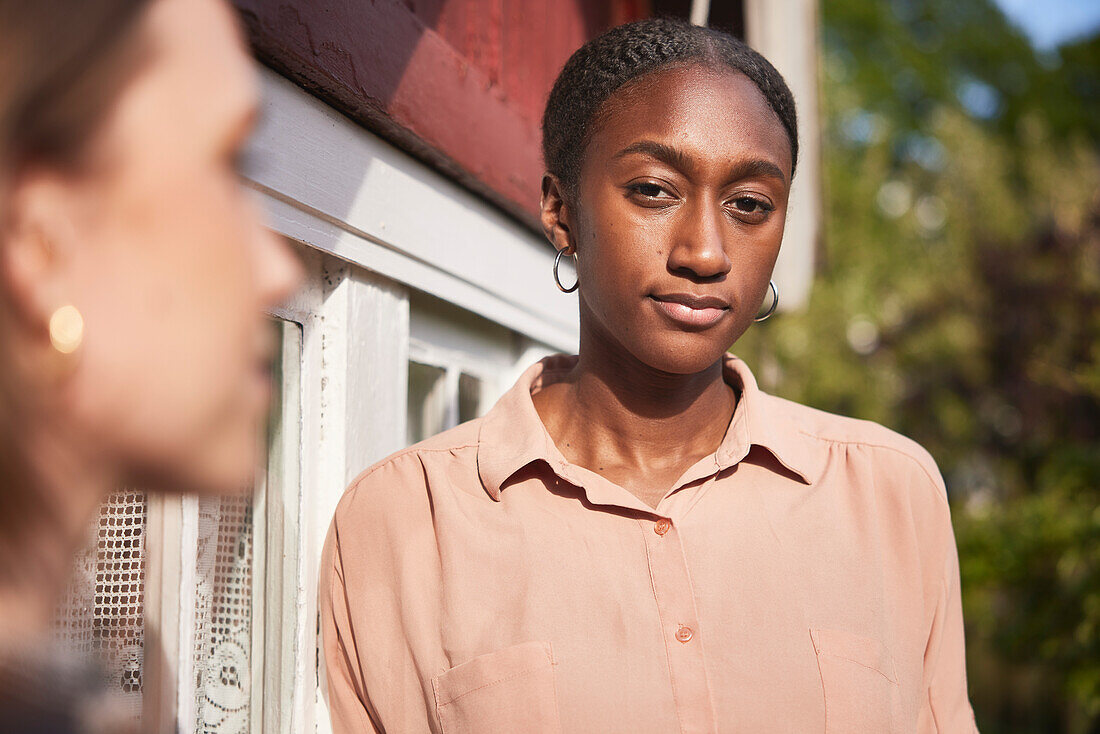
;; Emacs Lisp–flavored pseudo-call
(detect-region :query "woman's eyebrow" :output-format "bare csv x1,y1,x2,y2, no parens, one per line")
613,140,786,185
612,140,692,172
726,158,787,185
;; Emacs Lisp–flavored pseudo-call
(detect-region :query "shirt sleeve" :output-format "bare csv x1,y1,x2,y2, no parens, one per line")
319,522,384,734
922,511,980,733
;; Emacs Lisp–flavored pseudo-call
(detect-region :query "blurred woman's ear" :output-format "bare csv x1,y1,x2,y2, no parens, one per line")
1,171,80,343
540,173,576,255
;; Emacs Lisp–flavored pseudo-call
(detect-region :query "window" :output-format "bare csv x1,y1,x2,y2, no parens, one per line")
53,317,304,734
406,362,448,445
406,362,486,445
405,291,533,446
48,64,575,734
191,493,257,733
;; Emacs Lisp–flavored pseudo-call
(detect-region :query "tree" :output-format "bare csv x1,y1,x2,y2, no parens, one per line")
734,1,1100,730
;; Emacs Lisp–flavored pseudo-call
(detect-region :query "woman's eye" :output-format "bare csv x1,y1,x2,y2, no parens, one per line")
629,182,674,199
727,196,774,221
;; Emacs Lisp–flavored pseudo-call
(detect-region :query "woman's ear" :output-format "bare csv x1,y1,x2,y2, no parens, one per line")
1,171,77,333
540,173,575,255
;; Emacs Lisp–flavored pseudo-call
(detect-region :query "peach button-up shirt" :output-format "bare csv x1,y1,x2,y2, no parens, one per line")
321,355,978,734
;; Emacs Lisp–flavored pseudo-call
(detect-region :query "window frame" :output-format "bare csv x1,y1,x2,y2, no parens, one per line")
142,252,324,734
133,64,572,734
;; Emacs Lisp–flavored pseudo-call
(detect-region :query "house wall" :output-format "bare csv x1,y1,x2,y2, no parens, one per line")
745,0,822,310
232,0,645,224
231,0,820,308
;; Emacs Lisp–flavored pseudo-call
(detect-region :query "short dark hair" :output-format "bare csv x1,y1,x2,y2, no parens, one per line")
541,17,799,196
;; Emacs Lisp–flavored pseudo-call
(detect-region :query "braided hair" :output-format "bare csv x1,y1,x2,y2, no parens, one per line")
542,18,798,197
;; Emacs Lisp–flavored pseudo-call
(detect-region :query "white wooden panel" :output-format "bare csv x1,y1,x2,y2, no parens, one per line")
302,257,411,734
246,69,579,354
409,291,520,379
745,0,822,311
174,495,201,734
143,494,184,732
254,320,305,734
267,247,333,734
343,268,411,483
291,265,327,734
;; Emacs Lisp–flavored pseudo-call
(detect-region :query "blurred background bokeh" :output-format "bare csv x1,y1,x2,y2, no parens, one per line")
737,1,1100,731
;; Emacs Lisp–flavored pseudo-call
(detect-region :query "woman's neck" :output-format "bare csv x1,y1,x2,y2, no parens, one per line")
534,328,737,503
0,417,114,642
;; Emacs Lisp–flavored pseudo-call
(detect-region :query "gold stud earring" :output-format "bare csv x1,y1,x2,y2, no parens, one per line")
49,304,84,354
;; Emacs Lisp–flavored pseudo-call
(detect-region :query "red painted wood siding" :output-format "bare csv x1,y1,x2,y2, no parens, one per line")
233,0,646,224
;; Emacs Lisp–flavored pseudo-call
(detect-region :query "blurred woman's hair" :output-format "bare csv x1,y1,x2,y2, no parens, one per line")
0,0,152,566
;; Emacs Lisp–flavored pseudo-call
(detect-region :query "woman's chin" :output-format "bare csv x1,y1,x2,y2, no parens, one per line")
125,439,260,497
626,336,735,376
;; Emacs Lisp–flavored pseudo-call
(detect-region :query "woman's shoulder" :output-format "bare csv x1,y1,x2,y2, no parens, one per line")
764,391,947,499
332,418,485,521
323,418,490,580
762,393,958,557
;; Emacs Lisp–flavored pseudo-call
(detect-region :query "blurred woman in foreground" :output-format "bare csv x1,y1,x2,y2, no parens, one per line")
0,0,300,728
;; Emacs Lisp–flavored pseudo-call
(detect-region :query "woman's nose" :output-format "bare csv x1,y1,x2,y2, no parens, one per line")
666,201,732,281
255,224,303,309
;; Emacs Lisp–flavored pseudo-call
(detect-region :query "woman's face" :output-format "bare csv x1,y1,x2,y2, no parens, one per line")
548,64,793,375
16,0,301,494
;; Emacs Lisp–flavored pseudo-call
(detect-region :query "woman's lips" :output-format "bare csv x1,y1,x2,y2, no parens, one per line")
649,294,729,328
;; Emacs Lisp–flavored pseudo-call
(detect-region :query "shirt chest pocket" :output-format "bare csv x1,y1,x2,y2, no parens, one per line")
431,641,562,734
810,628,903,734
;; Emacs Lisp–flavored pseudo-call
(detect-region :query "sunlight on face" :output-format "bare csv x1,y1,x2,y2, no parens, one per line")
62,0,301,494
572,64,793,374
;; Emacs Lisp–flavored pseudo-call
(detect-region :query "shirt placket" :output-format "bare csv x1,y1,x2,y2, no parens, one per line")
640,515,717,734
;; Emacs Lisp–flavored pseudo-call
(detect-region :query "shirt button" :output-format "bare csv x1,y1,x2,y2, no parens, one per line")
654,518,671,536
676,625,694,643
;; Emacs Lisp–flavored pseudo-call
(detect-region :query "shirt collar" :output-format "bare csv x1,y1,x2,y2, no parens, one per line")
477,355,574,501
717,354,824,485
477,354,823,502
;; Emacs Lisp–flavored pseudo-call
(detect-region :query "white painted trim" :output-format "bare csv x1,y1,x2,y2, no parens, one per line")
255,318,306,734
249,469,268,734
690,0,711,26
174,494,201,734
275,249,329,734
246,69,579,354
745,0,822,311
288,256,412,733
408,338,498,385
142,494,183,733
250,451,268,734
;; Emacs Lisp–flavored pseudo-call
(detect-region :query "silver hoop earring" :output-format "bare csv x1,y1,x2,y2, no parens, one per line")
554,248,579,293
754,280,778,322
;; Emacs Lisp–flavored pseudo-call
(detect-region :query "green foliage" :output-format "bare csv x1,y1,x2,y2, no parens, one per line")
735,1,1100,730
956,447,1100,733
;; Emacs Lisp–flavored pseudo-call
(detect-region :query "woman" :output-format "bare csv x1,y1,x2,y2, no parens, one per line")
321,18,977,734
0,0,300,728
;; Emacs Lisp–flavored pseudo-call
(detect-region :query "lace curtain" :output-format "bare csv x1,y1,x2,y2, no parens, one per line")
53,490,147,727
193,494,255,734
53,491,257,734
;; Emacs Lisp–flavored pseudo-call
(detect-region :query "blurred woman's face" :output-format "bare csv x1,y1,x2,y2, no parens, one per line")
30,0,300,494
561,64,793,375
